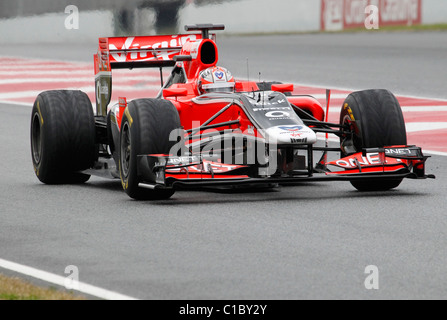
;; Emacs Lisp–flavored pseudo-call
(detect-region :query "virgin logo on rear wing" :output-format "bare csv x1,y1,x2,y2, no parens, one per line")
105,34,215,64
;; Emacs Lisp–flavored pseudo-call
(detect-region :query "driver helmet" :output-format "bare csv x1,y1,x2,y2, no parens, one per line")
197,66,235,94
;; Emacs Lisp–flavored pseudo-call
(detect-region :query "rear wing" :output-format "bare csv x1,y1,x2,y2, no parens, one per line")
94,24,224,116
94,34,203,116
94,34,209,72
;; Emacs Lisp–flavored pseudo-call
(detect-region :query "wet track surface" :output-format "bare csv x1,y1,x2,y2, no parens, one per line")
1,32,447,299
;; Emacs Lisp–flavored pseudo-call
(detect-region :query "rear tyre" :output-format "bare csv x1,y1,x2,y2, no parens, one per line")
339,89,407,191
119,99,181,200
30,90,96,184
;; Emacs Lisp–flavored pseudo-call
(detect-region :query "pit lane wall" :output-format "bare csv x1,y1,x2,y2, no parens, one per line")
0,0,446,44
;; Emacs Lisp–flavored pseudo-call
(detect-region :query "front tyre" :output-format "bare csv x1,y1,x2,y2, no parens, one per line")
119,99,181,200
340,89,407,191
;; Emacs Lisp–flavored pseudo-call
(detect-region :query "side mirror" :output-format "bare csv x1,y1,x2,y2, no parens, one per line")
271,83,294,93
163,88,188,98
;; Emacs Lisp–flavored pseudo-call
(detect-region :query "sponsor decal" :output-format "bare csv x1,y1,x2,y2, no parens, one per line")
386,148,411,155
166,162,241,174
96,52,110,72
321,0,422,31
201,68,212,78
265,111,291,120
100,82,109,96
331,152,402,169
119,97,127,107
247,125,255,135
385,147,419,157
190,40,201,59
167,156,201,165
278,125,305,138
214,71,224,80
279,125,304,132
253,106,290,112
321,0,344,30
109,34,198,62
252,100,287,109
334,154,380,168
290,132,302,138
291,137,308,144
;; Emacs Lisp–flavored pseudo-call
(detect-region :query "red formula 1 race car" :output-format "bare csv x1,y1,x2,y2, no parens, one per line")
30,24,435,200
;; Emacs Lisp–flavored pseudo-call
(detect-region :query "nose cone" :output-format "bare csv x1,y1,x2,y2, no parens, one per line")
265,125,317,145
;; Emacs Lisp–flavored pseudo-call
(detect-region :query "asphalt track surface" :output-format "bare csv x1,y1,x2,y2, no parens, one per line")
1,31,447,300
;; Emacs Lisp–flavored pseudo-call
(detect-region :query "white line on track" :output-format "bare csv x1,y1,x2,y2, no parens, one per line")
307,93,349,99
0,70,92,76
0,64,89,71
285,81,447,103
322,102,447,110
405,122,447,132
0,76,161,85
401,106,447,112
316,134,447,157
0,100,31,106
0,70,160,76
423,150,447,156
327,106,447,113
0,258,138,300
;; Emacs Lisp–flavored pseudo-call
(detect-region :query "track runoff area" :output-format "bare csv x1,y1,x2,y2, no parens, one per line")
2,56,446,156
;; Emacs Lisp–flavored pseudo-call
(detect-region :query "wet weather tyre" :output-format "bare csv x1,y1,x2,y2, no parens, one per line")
339,89,407,191
30,90,96,184
119,99,181,200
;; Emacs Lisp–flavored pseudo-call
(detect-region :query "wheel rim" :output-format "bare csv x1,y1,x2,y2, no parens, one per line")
120,122,131,178
31,113,42,165
341,114,361,155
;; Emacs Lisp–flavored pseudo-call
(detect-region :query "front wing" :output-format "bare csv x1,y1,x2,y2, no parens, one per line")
136,146,435,190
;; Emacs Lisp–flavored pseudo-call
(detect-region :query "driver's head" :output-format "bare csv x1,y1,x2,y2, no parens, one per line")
197,66,235,95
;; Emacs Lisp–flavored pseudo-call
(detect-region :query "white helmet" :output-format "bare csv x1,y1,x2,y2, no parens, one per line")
197,66,235,94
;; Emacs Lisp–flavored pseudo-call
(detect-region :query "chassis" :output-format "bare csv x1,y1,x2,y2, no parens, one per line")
30,24,435,200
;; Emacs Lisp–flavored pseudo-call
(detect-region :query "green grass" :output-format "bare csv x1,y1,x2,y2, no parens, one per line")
0,273,87,300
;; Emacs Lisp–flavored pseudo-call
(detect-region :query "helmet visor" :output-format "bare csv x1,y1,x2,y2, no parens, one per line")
202,82,235,93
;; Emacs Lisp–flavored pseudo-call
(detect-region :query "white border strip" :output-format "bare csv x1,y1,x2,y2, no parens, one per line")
0,100,31,107
328,106,447,113
0,258,138,300
0,75,161,85
0,84,161,100
287,81,447,102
